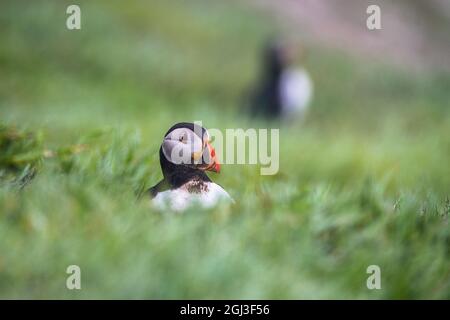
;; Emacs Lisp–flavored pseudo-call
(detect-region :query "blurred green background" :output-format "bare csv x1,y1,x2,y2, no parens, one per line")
0,0,449,298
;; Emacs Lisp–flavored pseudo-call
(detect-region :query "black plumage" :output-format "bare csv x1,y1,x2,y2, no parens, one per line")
249,42,286,118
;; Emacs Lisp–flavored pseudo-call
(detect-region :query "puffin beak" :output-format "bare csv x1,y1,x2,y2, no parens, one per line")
204,142,221,173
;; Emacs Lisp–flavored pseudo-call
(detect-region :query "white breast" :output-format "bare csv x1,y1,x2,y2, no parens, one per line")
152,182,233,212
280,68,313,118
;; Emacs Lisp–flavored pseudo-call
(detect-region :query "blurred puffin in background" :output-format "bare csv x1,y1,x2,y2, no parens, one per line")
248,40,313,120
149,122,232,211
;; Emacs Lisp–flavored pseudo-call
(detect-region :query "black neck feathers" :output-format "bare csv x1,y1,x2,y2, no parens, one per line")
148,146,211,198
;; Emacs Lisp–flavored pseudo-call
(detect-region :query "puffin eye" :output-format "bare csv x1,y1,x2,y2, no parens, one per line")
178,132,188,143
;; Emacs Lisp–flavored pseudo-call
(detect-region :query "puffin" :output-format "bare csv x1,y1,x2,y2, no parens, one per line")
148,122,233,211
248,40,313,120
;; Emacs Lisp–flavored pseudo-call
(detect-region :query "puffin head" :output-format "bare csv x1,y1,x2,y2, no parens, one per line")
159,122,220,183
263,40,298,78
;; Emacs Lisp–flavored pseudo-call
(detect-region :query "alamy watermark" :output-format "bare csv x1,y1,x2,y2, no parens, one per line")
163,121,280,175
366,5,382,30
66,4,381,31
66,265,81,290
66,5,81,30
366,265,381,290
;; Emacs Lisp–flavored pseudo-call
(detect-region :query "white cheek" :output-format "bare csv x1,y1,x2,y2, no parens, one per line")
162,128,205,165
162,140,192,164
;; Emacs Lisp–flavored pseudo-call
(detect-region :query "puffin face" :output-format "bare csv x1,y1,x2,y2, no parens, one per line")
161,123,220,173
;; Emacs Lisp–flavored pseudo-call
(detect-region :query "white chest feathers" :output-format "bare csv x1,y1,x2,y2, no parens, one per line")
280,68,313,117
152,181,233,212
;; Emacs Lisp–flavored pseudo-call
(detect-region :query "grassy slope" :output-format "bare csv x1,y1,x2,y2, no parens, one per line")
0,0,449,298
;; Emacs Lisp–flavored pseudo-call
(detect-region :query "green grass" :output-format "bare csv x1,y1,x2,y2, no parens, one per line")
0,0,449,299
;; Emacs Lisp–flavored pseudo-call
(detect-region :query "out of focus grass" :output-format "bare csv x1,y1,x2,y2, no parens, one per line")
0,0,449,298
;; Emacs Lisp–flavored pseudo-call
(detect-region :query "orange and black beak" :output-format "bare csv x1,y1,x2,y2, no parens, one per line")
203,141,221,173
